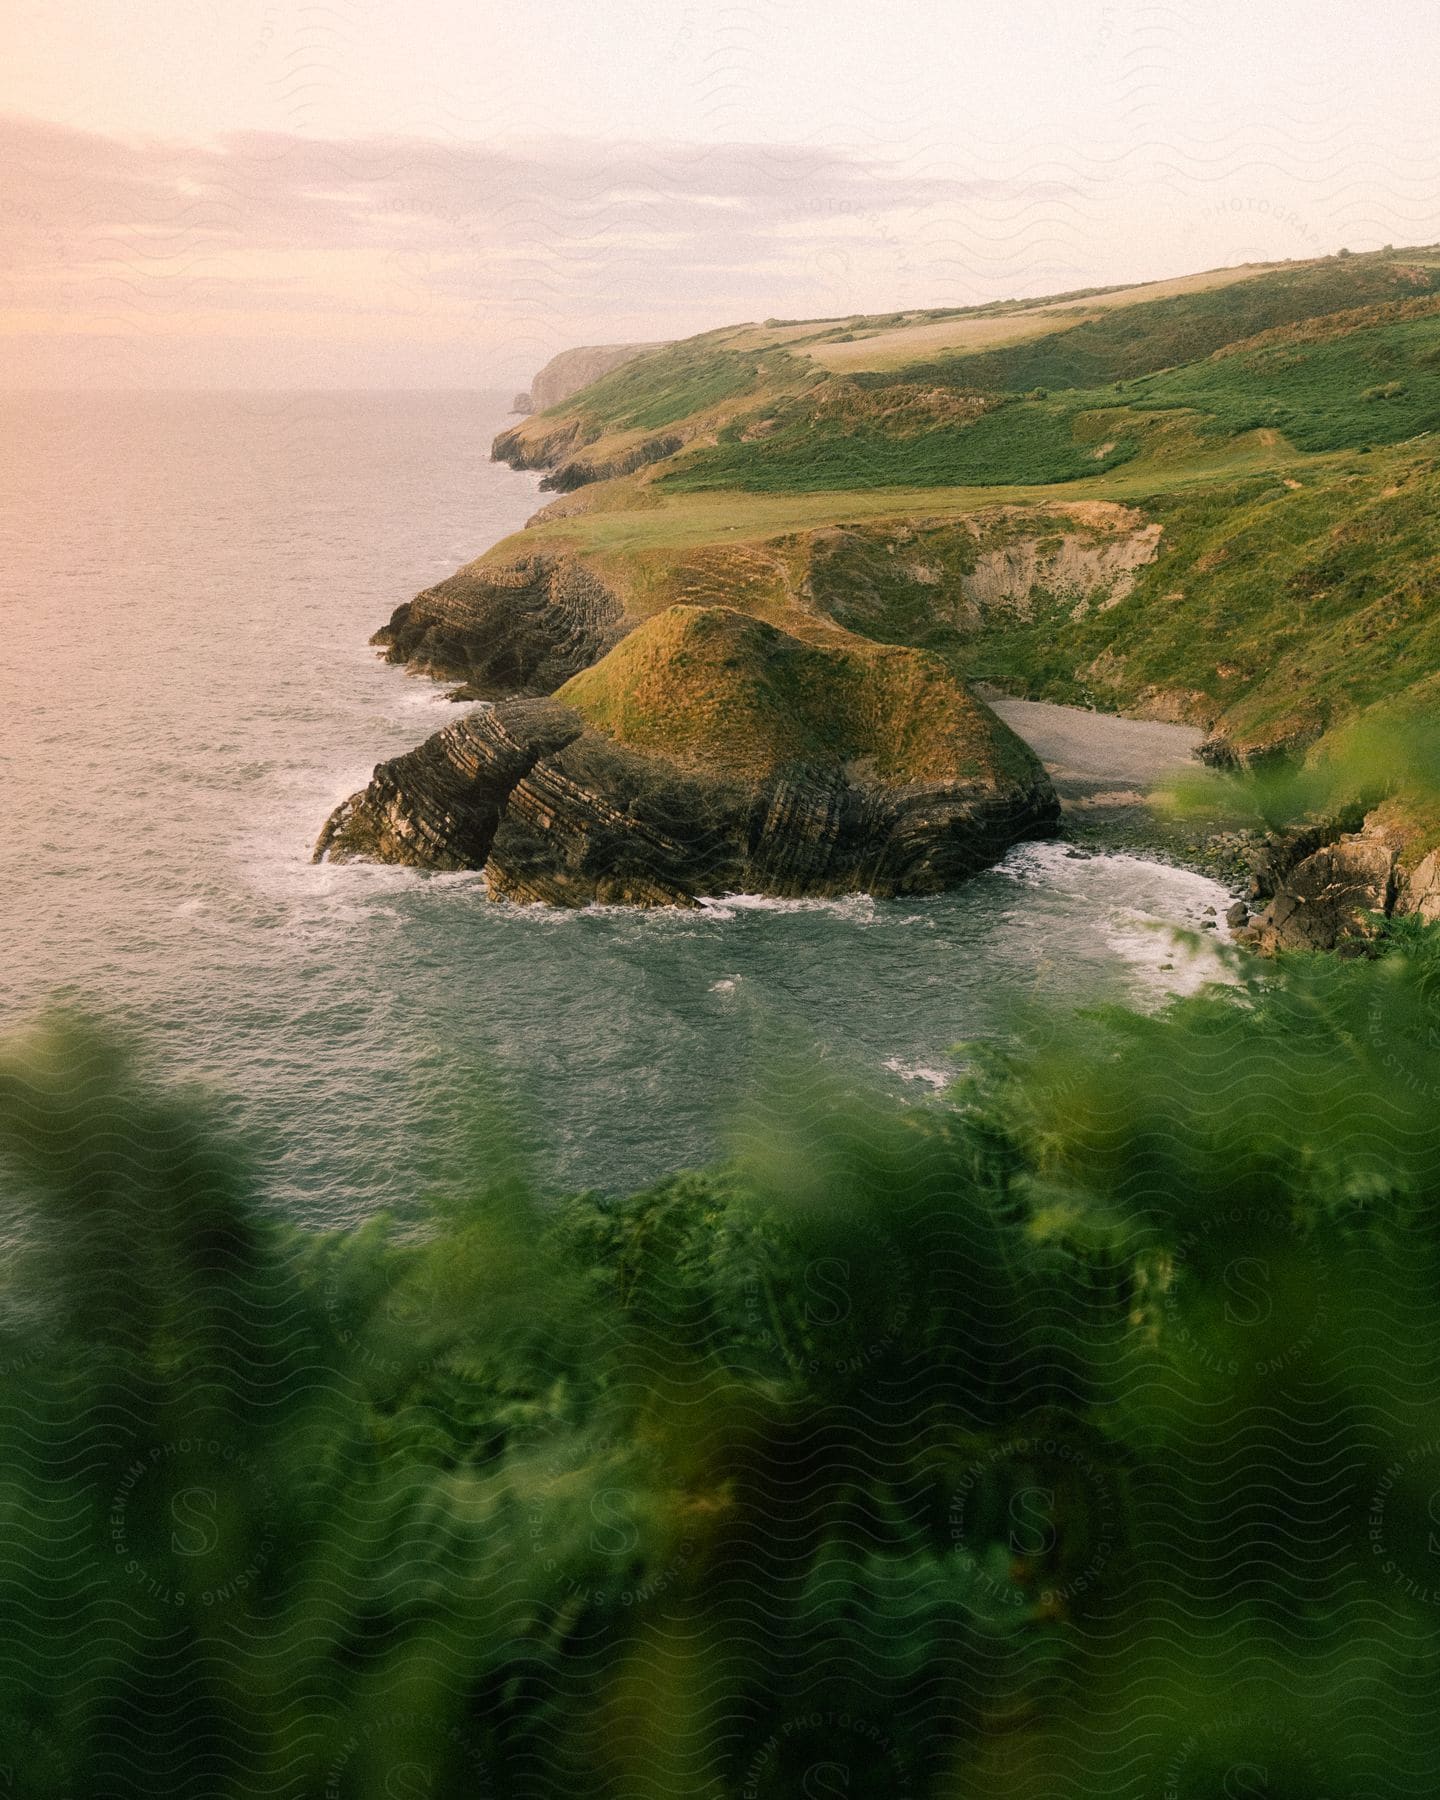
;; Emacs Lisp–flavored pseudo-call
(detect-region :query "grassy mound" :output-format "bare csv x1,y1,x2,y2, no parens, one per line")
557,605,1025,787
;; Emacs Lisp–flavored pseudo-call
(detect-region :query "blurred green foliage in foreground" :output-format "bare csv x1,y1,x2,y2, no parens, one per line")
5,926,1440,1795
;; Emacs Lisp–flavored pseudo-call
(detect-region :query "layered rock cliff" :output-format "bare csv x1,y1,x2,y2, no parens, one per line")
373,553,627,693
317,607,1059,906
314,699,582,871
489,422,684,493
373,504,1164,700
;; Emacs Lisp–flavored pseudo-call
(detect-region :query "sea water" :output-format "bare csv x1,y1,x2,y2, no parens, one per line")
0,391,1230,1222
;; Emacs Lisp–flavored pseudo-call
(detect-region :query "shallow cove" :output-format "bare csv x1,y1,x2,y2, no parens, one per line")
0,391,1231,1223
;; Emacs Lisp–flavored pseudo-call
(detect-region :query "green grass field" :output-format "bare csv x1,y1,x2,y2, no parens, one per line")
487,242,1440,810
859,251,1440,392
561,336,809,432
665,306,1440,495
664,393,1144,491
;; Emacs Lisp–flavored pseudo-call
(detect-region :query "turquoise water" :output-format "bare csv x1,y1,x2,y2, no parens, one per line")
0,391,1230,1222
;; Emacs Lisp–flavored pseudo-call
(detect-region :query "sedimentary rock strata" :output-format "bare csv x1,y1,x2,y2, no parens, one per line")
316,701,1058,907
314,699,583,871
318,607,1060,907
374,554,628,694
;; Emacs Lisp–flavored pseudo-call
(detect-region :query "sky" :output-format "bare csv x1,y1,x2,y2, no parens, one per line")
3,0,1438,389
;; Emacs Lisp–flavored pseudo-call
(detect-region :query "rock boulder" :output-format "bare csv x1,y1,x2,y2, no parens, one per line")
318,607,1061,907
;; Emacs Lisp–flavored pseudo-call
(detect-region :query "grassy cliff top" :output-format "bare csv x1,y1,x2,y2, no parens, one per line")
557,605,1033,788
481,242,1440,847
493,246,1440,567
504,245,1440,481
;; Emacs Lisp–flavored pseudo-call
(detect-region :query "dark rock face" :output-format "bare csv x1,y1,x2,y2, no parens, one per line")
314,700,583,871
315,704,1060,908
1238,827,1399,954
538,434,683,494
374,555,628,694
511,391,533,414
490,422,684,494
1244,822,1349,902
491,417,584,474
1235,815,1440,954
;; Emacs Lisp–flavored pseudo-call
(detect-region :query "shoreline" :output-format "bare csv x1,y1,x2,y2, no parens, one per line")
981,689,1251,891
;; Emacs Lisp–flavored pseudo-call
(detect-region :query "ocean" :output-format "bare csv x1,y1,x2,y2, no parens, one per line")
0,389,1229,1223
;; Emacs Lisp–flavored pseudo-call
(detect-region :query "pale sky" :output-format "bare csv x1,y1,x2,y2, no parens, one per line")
3,0,1438,388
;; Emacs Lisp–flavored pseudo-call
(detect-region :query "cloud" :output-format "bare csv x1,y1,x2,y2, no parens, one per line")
0,110,1082,385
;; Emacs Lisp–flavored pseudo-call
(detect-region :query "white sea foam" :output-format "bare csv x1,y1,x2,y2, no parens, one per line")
882,1057,952,1090
699,891,921,926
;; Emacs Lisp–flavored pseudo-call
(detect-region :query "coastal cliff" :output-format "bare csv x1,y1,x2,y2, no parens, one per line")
373,552,627,692
510,342,666,415
323,248,1440,926
323,494,1148,903
370,502,1163,692
318,606,1059,904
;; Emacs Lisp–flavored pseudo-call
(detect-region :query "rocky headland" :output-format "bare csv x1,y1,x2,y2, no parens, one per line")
1233,819,1440,953
322,252,1440,936
318,604,1058,906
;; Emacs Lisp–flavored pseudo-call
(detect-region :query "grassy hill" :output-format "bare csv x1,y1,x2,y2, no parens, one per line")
557,604,1033,787
490,244,1440,837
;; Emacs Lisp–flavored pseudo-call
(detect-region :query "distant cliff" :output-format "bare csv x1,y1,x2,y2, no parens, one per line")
511,342,667,415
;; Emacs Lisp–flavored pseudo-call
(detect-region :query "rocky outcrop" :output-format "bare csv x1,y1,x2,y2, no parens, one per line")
490,416,587,475
490,420,683,493
315,700,583,870
1225,802,1440,953
319,607,1061,907
1238,826,1398,954
803,505,1164,646
491,341,673,489
960,517,1162,618
1238,822,1440,953
374,553,628,693
316,702,1058,907
1402,849,1440,922
538,434,685,495
487,728,1059,907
